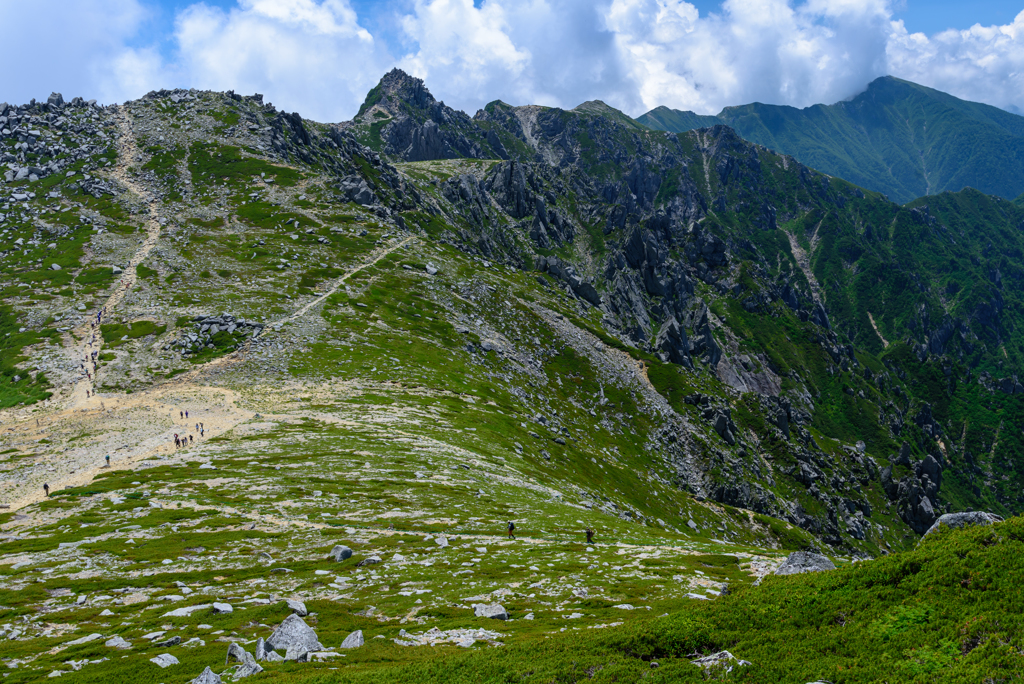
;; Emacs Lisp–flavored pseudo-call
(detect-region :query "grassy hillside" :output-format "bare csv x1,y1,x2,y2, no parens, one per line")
1,75,1023,683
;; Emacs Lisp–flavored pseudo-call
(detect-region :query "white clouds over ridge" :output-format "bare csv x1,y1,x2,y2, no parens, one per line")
2,0,1024,120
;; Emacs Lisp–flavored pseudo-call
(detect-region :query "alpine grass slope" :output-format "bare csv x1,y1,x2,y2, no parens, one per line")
0,71,1020,681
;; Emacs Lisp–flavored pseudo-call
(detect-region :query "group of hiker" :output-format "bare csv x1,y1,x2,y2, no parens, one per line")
506,521,595,544
172,410,205,449
79,307,107,390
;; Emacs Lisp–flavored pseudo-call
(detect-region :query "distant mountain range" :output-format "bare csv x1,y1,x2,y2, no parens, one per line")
637,77,1024,205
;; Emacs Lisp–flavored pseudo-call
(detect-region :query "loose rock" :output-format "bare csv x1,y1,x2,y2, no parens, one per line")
773,551,836,576
330,545,353,561
340,630,364,649
285,598,308,617
104,636,131,649
690,651,751,671
473,603,508,620
266,614,323,654
150,654,179,668
190,667,222,684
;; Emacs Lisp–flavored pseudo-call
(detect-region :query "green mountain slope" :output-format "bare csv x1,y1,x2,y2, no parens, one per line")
2,73,1024,682
637,76,1024,204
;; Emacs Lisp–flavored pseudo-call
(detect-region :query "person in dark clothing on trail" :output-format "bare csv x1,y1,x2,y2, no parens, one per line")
179,411,183,419
507,521,516,539
43,483,49,497
105,455,110,467
585,527,594,544
189,434,193,444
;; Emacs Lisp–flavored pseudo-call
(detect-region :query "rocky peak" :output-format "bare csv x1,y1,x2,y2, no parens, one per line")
355,68,437,122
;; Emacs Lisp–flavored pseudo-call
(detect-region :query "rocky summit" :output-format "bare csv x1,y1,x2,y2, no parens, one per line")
0,72,1023,682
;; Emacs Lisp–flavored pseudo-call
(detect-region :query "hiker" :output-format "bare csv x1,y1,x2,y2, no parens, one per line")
200,427,204,437
105,455,110,467
179,410,183,420
585,527,594,544
43,483,50,497
189,434,193,444
507,521,516,539
185,410,189,419
86,390,90,398
174,433,179,448
195,423,199,432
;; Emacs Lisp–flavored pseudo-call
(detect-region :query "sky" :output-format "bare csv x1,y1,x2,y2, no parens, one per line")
2,0,1023,122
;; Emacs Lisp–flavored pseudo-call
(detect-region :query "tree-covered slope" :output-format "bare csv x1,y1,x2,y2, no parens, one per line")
637,76,1024,204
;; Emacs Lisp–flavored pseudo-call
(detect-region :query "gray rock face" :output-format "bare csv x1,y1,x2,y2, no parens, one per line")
655,317,692,367
330,545,353,561
337,175,376,206
212,602,233,613
190,667,222,684
473,603,508,620
265,614,323,654
773,551,836,576
285,599,308,617
340,629,364,649
923,511,1003,538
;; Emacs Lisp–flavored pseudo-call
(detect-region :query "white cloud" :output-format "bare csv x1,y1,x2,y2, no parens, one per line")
0,0,149,106
887,11,1024,114
5,0,1024,122
606,0,892,114
169,0,388,121
397,0,637,114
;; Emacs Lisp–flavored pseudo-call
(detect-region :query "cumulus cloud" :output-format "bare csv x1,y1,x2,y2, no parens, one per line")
606,0,893,114
398,0,635,113
169,0,388,120
888,11,1024,114
6,0,1024,122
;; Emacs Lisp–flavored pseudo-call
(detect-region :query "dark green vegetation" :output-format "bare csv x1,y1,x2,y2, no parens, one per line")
637,76,1024,203
0,305,55,407
296,518,1024,683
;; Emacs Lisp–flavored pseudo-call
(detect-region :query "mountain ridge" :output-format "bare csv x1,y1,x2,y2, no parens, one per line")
637,76,1024,203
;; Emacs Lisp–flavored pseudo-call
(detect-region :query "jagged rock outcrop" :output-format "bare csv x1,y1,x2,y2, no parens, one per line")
348,69,500,162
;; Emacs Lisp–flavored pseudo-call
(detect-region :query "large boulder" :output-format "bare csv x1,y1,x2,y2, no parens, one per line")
330,545,353,561
773,551,836,576
473,603,509,620
265,614,323,654
285,598,308,617
922,511,1003,538
190,667,222,684
340,630,364,649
